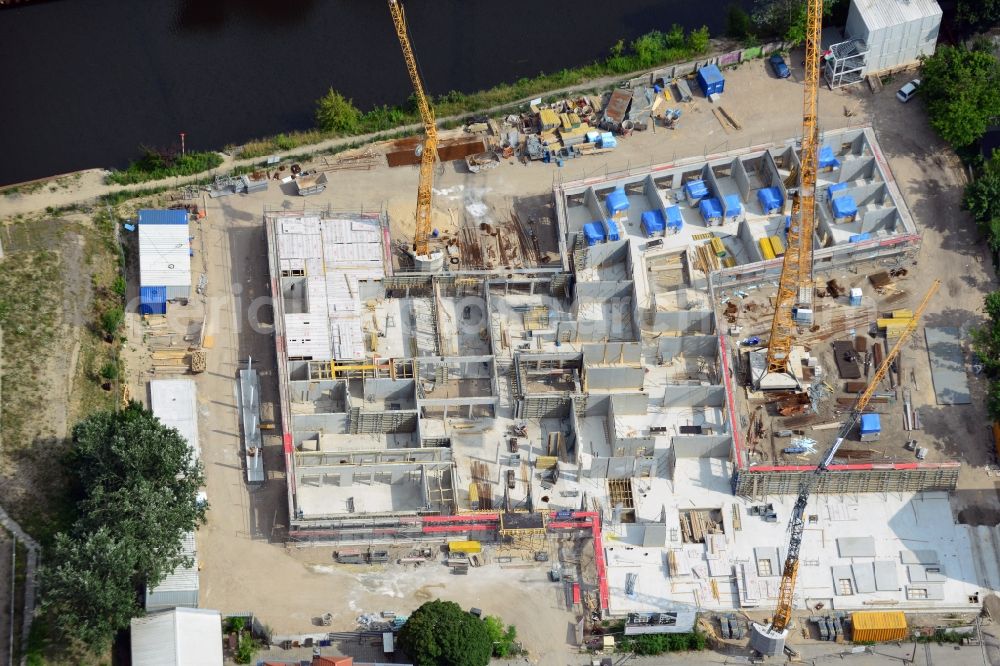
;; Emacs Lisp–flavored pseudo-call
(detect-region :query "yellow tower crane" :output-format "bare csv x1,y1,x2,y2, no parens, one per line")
749,280,940,657
763,0,825,380
388,0,444,271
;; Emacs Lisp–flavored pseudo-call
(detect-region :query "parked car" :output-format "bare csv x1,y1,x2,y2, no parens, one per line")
769,53,791,79
896,79,921,103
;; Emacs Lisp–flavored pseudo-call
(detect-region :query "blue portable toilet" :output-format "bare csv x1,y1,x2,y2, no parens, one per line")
696,64,725,96
606,219,620,241
665,205,683,233
723,194,743,221
859,414,881,441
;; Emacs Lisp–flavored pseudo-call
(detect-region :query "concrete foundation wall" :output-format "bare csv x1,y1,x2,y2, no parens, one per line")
521,395,571,419
293,413,349,433
350,410,418,434
364,378,416,405
838,157,877,184
734,158,751,201
611,392,649,415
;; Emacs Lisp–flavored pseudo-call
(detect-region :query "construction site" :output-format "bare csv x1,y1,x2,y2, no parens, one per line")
84,0,1000,660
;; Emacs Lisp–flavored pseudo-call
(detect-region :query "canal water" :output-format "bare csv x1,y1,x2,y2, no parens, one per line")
0,0,750,185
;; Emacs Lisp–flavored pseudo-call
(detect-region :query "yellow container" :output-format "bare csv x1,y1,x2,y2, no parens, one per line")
711,237,726,257
759,238,776,260
850,611,907,642
723,256,736,268
891,309,913,319
448,540,482,554
768,235,785,256
468,482,479,509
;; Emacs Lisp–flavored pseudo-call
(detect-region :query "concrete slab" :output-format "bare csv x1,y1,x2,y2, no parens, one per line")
924,326,971,405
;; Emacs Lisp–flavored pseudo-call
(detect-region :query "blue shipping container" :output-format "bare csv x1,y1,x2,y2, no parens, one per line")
696,64,725,96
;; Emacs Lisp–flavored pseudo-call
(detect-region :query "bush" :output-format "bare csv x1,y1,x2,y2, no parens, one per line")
98,360,119,381
398,600,492,666
726,4,754,39
618,630,707,655
483,615,518,657
100,306,124,337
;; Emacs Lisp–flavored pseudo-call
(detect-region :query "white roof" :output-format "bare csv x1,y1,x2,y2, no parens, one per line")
139,222,192,288
854,0,942,31
150,379,200,459
146,531,199,597
130,608,222,666
276,215,385,360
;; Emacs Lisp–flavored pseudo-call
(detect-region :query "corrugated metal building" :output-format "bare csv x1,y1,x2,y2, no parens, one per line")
147,379,200,611
145,531,199,611
846,0,941,75
130,607,223,666
139,209,192,301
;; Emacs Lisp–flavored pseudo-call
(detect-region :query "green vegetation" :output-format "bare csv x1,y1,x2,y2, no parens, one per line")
617,631,707,655
964,152,1000,253
106,147,223,185
752,0,835,45
225,617,261,664
483,615,519,658
920,42,1000,149
398,600,493,666
238,26,712,159
99,184,174,207
973,291,1000,419
39,403,207,649
726,4,755,41
914,628,970,644
955,0,1000,33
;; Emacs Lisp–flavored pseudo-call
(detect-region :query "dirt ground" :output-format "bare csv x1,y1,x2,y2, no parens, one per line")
4,49,997,664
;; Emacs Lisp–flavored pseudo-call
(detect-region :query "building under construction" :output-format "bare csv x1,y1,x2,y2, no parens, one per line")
265,126,989,618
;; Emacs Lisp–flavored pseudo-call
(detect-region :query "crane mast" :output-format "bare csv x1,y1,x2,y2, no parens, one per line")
751,280,940,655
388,0,441,269
764,0,824,376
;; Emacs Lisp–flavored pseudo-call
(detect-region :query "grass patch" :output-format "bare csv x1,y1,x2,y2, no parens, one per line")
98,185,173,208
106,148,223,186
1,181,46,198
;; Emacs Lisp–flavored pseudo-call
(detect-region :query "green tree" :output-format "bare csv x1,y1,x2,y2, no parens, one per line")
398,600,492,666
100,305,123,337
315,88,362,134
39,529,141,649
39,403,206,648
726,4,754,40
965,152,1000,225
686,26,711,54
920,43,1000,148
665,24,686,50
956,0,1000,33
631,31,667,68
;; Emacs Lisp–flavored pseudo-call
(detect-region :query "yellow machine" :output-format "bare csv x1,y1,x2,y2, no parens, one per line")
387,1,443,271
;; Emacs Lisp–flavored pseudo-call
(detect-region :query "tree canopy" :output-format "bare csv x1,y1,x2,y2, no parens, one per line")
920,43,1000,149
315,88,363,134
752,0,834,45
956,0,1000,34
398,600,492,666
39,403,206,649
964,152,1000,252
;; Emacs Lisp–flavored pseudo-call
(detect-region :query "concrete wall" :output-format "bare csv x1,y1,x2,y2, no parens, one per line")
673,434,732,458
656,335,719,362
660,385,726,408
584,241,630,270
363,379,416,405
583,342,643,365
584,394,612,417
587,366,645,390
650,309,715,335
738,219,766,263
350,410,418,434
838,157,877,184
293,413,349,434
611,392,649,415
734,158,751,201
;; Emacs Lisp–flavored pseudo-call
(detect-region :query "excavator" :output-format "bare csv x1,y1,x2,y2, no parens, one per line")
748,278,939,656
387,0,444,272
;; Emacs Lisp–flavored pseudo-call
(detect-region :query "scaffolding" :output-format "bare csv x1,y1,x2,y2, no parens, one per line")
733,463,960,499
824,39,870,88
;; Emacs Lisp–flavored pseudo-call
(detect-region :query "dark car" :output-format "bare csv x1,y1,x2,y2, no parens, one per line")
769,53,791,79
